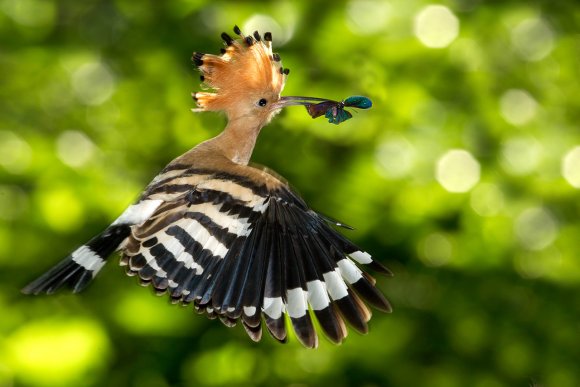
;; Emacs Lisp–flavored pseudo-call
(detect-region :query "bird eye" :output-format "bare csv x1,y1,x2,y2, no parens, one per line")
257,98,268,107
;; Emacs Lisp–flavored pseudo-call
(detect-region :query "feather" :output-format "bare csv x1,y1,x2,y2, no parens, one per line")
242,320,262,342
22,225,130,294
240,220,270,327
281,207,317,348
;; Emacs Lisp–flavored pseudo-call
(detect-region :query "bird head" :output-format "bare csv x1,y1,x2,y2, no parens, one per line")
192,26,289,126
192,26,343,127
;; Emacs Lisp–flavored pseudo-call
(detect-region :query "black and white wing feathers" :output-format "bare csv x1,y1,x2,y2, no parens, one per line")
21,198,165,295
124,166,391,348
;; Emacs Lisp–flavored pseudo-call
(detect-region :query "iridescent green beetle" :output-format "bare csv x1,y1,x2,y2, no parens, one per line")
306,95,373,124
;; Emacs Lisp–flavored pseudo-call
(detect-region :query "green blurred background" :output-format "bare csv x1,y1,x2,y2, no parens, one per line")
1,0,580,386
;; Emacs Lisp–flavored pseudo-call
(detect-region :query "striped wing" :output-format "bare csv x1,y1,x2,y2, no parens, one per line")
122,166,391,348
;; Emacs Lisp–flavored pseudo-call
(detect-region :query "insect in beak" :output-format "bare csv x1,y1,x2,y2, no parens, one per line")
275,95,373,125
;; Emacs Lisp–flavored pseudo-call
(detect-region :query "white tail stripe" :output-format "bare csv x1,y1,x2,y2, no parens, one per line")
286,288,308,318
337,258,363,284
350,250,373,264
306,280,330,311
72,245,105,273
243,306,257,316
112,199,163,226
263,296,285,319
322,270,349,301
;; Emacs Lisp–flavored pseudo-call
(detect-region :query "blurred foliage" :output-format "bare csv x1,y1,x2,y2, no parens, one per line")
1,0,580,386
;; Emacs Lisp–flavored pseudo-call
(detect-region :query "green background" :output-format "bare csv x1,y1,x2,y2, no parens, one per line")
1,0,579,386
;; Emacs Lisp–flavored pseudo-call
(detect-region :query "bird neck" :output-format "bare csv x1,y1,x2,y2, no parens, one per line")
210,117,263,165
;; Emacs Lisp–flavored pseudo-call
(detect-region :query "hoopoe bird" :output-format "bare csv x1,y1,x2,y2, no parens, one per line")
23,26,392,348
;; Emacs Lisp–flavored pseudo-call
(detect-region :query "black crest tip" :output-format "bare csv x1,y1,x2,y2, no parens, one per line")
272,53,281,62
264,32,272,41
283,68,290,75
220,48,226,54
233,25,242,35
200,75,205,82
244,36,254,46
221,32,234,46
253,31,261,41
192,52,204,66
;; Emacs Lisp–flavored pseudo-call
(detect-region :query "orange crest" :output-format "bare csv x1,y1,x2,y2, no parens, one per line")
192,26,289,113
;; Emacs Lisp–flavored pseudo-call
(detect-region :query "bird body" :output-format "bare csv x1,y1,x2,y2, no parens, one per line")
23,26,391,348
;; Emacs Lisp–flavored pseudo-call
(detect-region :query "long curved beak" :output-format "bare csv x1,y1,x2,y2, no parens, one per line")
271,96,338,109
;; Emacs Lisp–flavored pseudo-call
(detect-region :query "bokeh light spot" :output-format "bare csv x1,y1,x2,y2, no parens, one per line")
6,319,109,386
375,136,416,179
40,188,84,232
499,89,538,126
414,5,459,48
499,136,542,176
561,146,580,188
114,290,190,335
470,183,505,217
514,207,558,251
71,62,115,106
436,149,480,193
0,131,32,174
511,17,554,62
346,0,391,35
419,232,453,266
56,130,97,168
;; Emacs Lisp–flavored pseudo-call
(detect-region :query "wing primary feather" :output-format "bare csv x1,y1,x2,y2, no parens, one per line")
348,271,392,312
237,219,270,326
282,212,317,348
211,229,256,317
334,289,370,334
193,251,227,306
294,230,347,344
315,221,392,276
316,211,354,230
295,215,373,333
168,222,213,299
263,201,287,342
219,315,237,327
184,248,223,303
23,225,130,295
242,320,263,342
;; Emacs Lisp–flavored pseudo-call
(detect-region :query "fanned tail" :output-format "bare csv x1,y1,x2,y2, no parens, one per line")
22,225,131,295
